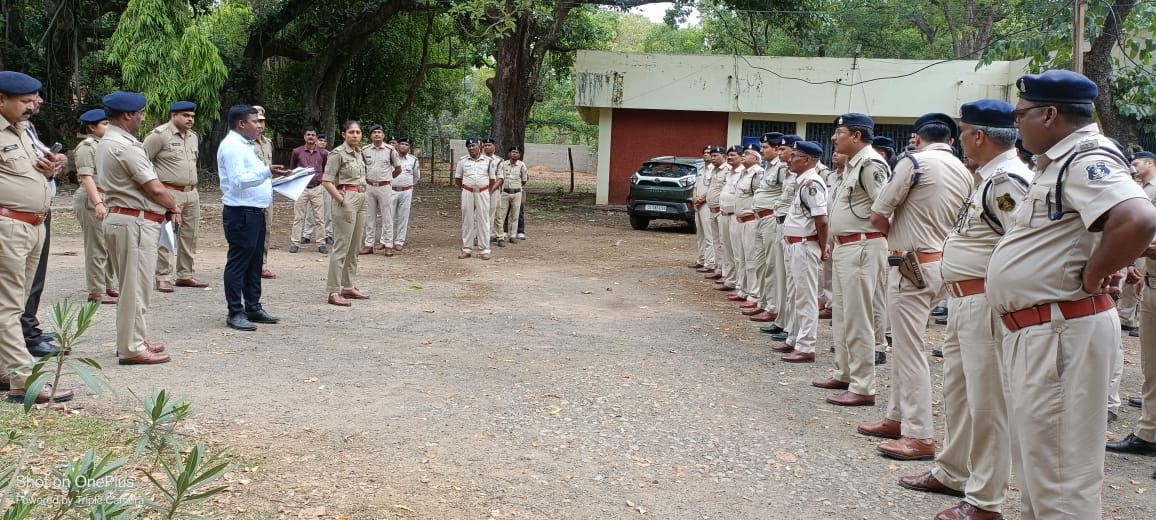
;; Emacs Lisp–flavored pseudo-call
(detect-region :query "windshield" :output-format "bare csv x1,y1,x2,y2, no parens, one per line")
639,162,697,178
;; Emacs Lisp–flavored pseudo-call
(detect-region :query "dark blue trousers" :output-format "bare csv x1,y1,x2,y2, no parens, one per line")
222,206,266,317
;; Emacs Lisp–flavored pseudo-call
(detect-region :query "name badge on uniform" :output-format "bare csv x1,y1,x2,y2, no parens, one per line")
2,144,17,152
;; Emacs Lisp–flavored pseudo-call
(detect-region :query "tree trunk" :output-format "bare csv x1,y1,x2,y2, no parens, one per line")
1084,0,1138,147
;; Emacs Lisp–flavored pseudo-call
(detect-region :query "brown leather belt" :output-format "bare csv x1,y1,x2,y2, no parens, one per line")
720,211,734,216
463,185,489,193
737,213,757,223
503,188,522,194
1001,294,1115,332
786,234,819,244
948,278,985,298
339,184,365,193
755,208,774,219
161,182,196,192
366,179,390,187
0,207,45,226
890,250,942,263
836,232,885,245
710,207,720,214
393,185,413,191
109,206,165,223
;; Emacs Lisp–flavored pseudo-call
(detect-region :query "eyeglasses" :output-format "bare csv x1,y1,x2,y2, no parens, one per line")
1012,105,1050,122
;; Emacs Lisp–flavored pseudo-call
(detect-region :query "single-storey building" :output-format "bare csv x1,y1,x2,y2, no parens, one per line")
573,51,1031,205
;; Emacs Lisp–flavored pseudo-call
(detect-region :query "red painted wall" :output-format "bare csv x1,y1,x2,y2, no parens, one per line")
608,109,729,205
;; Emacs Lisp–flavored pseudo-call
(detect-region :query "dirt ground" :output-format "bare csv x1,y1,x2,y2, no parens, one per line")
30,170,1155,519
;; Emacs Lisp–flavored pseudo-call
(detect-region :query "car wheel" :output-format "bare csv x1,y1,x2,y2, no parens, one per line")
629,215,650,230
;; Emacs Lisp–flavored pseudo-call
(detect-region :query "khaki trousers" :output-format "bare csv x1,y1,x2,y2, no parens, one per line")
769,228,790,327
1120,279,1140,328
755,217,780,312
327,191,367,293
884,262,942,440
931,292,1010,512
497,191,522,240
821,254,833,308
831,237,887,395
303,191,334,240
1135,284,1156,443
292,185,326,244
738,219,760,301
364,184,393,247
695,204,714,268
461,188,492,252
729,218,754,298
104,212,159,358
73,194,115,294
390,187,413,245
718,216,735,287
785,240,820,353
490,189,503,238
0,218,42,389
709,211,731,277
155,188,199,281
1005,311,1117,520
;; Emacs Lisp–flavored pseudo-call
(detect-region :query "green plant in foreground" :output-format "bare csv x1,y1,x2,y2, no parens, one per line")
144,443,231,519
17,299,112,412
135,389,192,463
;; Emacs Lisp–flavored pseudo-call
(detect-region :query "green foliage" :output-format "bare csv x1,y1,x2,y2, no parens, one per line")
19,300,110,413
143,443,231,519
106,0,228,132
46,449,128,518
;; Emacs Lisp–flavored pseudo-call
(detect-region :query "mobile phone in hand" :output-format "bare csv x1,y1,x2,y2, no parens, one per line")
50,142,63,154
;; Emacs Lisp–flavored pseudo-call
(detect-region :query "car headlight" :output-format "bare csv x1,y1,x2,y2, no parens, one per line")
679,176,695,187
631,173,640,184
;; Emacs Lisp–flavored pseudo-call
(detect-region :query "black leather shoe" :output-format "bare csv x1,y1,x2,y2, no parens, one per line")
226,315,257,331
300,237,312,244
934,317,948,326
1106,433,1156,455
931,348,944,358
771,332,789,341
1130,328,1140,338
931,305,948,317
26,337,60,357
1124,324,1139,333
497,239,505,247
247,309,280,324
1109,411,1119,424
760,325,784,334
1130,396,1143,408
875,351,887,365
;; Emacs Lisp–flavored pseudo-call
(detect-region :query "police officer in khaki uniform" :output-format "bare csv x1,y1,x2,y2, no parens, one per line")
1116,153,1156,339
324,121,369,306
814,113,889,407
455,138,496,259
716,146,742,292
145,101,204,292
779,141,829,363
766,135,802,341
747,134,783,322
73,109,118,305
898,100,1031,520
704,147,730,284
361,125,402,255
496,145,529,245
864,112,972,461
390,137,419,252
691,145,716,272
0,71,74,403
251,106,277,279
98,91,176,365
729,144,762,306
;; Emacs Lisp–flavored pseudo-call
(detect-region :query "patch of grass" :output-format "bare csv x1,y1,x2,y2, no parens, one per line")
0,405,127,455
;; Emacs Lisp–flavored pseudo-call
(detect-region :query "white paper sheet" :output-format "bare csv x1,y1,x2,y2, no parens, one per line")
159,220,176,253
272,167,316,201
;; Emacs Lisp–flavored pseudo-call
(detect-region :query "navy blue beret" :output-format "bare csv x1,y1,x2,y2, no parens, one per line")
834,113,874,130
1132,151,1156,161
79,109,107,124
387,135,398,142
482,137,496,144
914,112,959,140
508,145,523,153
707,146,724,154
317,133,327,139
0,71,42,95
367,124,383,133
960,99,1015,128
396,136,411,144
872,136,895,149
726,145,743,154
102,91,146,112
1016,69,1097,104
742,143,760,153
793,140,823,158
169,100,196,112
779,134,801,147
760,132,784,144
465,137,480,145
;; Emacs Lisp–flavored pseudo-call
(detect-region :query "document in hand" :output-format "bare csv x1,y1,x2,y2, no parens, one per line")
160,220,177,253
272,167,315,201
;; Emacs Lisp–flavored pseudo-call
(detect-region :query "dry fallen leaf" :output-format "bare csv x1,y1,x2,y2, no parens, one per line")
774,451,797,463
547,406,563,415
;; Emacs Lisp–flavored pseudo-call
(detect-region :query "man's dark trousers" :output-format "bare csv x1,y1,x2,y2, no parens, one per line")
222,206,266,319
23,211,50,345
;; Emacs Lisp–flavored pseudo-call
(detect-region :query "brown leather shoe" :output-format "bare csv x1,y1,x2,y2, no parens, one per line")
749,311,776,322
898,471,964,497
0,376,9,391
118,350,171,365
696,266,713,273
878,437,936,461
812,377,850,390
826,390,876,406
383,248,394,257
174,277,208,288
858,418,902,439
261,269,277,279
358,246,374,255
726,293,744,301
714,284,735,291
394,244,404,253
340,287,369,299
741,307,762,316
7,383,74,403
106,288,120,297
144,341,166,354
771,342,795,353
328,293,352,307
704,273,723,280
739,300,758,308
155,280,175,293
458,251,471,259
782,351,815,363
935,501,1003,520
480,252,491,260
688,262,703,269
818,308,833,320
88,293,117,304
374,243,389,251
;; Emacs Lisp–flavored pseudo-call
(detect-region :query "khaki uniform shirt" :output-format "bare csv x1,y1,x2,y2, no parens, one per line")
719,164,740,214
783,168,828,237
1143,180,1156,275
940,149,1033,283
74,136,99,178
363,143,401,182
707,163,729,209
142,122,198,186
829,145,889,235
323,143,367,187
0,116,50,214
253,135,272,166
395,154,419,188
454,155,494,189
774,164,797,216
497,160,528,190
693,163,713,201
873,142,972,252
988,125,1148,314
752,158,783,211
735,164,762,215
98,124,165,214
822,165,840,211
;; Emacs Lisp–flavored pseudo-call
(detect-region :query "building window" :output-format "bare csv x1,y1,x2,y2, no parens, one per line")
875,124,916,153
741,120,797,144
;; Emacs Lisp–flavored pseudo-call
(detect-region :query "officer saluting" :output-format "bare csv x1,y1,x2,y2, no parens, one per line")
989,70,1156,518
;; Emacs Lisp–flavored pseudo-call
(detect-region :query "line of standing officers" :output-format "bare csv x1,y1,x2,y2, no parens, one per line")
689,69,1156,520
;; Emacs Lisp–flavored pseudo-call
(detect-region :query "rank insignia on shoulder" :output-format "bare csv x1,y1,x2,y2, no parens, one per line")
1087,161,1110,180
997,193,1016,211
873,171,886,184
808,185,819,196
2,144,17,152
1077,139,1099,152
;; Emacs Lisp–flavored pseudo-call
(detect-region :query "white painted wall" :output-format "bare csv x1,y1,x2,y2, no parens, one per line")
448,140,596,172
